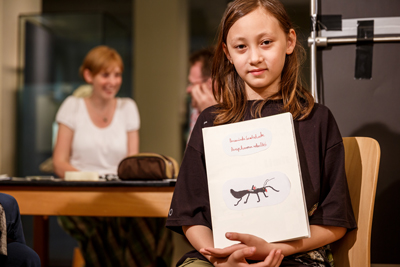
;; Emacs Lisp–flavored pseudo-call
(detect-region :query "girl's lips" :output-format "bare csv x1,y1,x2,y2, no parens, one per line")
249,69,266,75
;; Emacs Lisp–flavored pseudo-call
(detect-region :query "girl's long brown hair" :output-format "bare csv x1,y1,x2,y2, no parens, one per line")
212,0,314,125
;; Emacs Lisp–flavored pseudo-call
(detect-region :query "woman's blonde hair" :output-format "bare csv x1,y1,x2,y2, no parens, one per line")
212,0,314,125
79,45,124,81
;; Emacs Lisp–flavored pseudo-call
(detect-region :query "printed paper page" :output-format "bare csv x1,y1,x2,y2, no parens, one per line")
202,113,310,248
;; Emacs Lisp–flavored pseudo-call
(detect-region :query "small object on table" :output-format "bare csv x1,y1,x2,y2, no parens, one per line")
65,171,99,181
0,174,11,181
26,176,55,181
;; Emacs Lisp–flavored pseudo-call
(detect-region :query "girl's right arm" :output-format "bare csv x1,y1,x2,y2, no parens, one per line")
53,123,78,178
183,225,214,255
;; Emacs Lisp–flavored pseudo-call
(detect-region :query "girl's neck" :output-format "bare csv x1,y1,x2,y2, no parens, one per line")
245,85,280,100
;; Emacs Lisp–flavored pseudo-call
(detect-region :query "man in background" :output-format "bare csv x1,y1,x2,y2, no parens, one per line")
185,47,217,138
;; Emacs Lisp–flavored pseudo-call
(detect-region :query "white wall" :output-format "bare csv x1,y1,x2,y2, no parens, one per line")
134,0,188,162
0,0,42,175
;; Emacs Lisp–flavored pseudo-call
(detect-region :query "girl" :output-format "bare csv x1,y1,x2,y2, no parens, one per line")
166,0,356,267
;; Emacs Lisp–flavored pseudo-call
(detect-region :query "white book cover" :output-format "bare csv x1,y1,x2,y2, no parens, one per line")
202,112,310,248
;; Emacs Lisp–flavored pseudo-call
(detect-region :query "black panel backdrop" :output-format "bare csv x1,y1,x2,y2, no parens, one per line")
318,0,400,264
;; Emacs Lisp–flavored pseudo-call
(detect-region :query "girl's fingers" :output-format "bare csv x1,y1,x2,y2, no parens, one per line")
226,232,267,248
226,232,251,242
278,254,284,266
260,249,275,266
270,249,283,267
201,243,247,257
261,249,283,267
231,247,256,262
201,247,233,258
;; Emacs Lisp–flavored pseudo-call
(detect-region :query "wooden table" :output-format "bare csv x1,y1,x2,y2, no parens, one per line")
0,179,175,266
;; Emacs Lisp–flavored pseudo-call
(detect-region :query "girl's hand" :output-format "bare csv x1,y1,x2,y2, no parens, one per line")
202,232,272,261
253,249,283,267
200,243,247,258
208,247,283,267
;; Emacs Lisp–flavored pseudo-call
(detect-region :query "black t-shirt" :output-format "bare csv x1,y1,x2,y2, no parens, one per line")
166,100,357,265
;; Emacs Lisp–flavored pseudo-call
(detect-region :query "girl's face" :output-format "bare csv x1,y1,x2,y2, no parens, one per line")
85,65,122,100
223,7,296,100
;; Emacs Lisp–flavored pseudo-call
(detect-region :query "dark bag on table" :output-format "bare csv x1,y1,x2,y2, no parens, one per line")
117,153,179,180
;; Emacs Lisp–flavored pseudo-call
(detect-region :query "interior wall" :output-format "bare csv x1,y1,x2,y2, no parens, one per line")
134,0,188,162
134,3,191,262
0,0,42,176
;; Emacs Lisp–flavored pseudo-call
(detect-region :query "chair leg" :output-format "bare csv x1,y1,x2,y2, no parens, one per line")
72,247,85,267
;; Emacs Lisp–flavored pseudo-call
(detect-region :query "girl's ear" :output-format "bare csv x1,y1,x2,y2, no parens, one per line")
83,69,93,84
286,29,297,55
222,43,233,64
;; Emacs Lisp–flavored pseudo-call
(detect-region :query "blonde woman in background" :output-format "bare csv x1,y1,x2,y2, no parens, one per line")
53,45,173,267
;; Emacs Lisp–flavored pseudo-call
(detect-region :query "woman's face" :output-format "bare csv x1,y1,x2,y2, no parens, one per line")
87,65,122,100
223,7,295,100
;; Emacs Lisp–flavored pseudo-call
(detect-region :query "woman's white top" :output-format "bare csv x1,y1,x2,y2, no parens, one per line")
56,96,140,176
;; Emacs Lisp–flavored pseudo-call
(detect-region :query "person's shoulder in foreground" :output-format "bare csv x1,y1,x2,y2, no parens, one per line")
0,193,41,267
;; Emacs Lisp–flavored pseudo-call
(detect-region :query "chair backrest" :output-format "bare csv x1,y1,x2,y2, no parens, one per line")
331,137,381,267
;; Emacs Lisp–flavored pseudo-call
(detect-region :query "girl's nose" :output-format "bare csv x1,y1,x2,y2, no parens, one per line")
249,48,263,64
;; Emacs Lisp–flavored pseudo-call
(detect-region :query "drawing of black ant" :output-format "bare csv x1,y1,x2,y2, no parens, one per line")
230,178,279,206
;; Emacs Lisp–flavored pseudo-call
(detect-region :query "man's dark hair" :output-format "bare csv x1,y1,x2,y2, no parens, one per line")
189,47,215,78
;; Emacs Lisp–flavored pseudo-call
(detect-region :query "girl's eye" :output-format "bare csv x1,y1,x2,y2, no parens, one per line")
262,40,271,45
236,44,246,50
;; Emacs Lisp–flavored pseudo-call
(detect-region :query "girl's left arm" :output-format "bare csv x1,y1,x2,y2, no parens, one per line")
271,225,345,257
127,130,139,156
202,225,346,260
